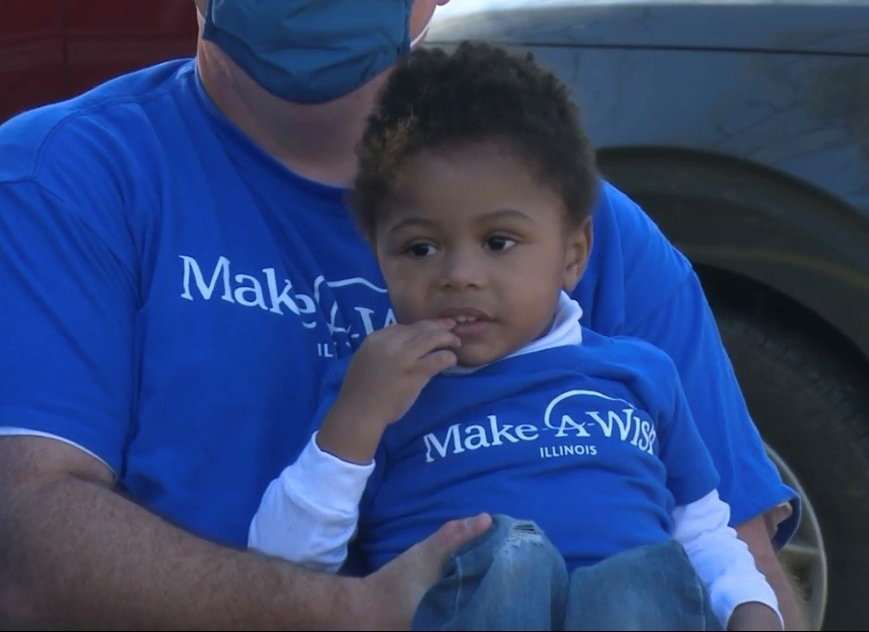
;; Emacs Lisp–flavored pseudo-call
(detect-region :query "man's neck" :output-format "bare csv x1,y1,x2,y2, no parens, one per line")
196,39,384,187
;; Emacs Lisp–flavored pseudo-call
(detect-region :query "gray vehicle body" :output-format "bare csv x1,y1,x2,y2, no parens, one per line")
428,0,869,364
429,2,869,629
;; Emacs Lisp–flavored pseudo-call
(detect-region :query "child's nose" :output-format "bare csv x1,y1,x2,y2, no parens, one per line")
439,248,484,290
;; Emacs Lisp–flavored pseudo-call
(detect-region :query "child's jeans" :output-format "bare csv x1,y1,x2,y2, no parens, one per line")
412,514,723,631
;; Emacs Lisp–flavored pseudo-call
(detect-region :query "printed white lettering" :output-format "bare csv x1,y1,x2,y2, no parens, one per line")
463,425,491,450
180,255,234,303
515,423,539,441
639,421,657,454
178,255,395,356
421,391,660,463
552,413,591,438
488,415,518,445
585,408,634,440
539,444,598,459
355,307,378,336
353,306,396,336
630,415,643,446
233,273,267,309
263,268,316,320
423,424,464,463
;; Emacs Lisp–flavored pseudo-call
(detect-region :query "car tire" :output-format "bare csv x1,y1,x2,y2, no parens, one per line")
714,306,869,631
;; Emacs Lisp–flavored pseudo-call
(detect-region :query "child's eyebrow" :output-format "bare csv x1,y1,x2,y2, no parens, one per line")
476,208,538,225
386,208,538,236
387,216,436,235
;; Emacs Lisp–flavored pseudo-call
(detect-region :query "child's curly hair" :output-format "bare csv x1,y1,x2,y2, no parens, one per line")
352,41,599,239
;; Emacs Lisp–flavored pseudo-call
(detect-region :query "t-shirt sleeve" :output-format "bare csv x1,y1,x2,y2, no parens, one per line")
630,273,798,543
655,353,721,506
0,177,138,475
598,183,798,543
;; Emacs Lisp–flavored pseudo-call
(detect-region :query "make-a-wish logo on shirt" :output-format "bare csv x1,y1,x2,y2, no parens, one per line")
178,254,395,355
421,389,657,463
543,390,657,454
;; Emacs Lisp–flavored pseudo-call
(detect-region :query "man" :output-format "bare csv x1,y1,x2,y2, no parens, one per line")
0,0,803,628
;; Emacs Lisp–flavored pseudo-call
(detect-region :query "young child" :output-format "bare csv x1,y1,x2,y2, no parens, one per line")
248,42,782,631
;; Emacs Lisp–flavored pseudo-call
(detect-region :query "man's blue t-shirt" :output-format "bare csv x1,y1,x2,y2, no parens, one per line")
0,59,795,548
350,333,720,572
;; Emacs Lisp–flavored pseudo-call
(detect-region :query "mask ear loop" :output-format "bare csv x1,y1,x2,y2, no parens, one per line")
409,2,436,49
410,23,430,47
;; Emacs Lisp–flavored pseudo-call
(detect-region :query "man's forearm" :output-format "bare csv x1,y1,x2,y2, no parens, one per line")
736,515,809,631
1,437,492,630
0,473,360,629
763,568,808,632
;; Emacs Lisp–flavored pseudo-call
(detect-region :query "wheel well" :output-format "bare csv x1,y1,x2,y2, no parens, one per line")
596,147,869,364
596,147,869,264
697,265,869,379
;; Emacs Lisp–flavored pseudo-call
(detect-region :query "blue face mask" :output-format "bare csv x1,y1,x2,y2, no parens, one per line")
201,0,414,104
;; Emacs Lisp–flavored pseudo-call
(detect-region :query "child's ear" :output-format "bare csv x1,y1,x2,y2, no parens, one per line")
562,217,592,292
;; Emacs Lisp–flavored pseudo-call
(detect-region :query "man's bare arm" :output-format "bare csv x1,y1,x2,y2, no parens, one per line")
736,514,809,631
0,436,490,629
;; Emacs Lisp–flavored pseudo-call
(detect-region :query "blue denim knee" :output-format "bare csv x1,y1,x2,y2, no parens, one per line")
564,539,723,631
412,517,722,631
412,514,569,631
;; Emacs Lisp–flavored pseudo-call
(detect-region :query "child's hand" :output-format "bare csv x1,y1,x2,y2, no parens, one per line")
316,319,460,464
340,318,461,423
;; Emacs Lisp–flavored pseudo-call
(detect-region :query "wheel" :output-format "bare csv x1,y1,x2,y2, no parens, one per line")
714,306,869,631
766,443,828,630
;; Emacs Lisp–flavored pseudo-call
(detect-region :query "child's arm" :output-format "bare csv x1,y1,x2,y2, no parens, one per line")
248,319,460,571
672,490,783,631
727,602,785,631
248,432,374,572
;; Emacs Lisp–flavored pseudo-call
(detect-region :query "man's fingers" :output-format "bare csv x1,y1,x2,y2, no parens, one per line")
367,513,493,628
406,513,492,592
427,513,493,565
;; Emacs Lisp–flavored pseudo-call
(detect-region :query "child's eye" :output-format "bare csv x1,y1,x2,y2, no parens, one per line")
485,235,517,251
406,242,438,258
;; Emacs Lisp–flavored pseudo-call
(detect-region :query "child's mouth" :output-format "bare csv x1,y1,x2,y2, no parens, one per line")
454,314,480,324
437,308,493,337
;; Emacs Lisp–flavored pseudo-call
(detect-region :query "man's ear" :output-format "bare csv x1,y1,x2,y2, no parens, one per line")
563,217,592,292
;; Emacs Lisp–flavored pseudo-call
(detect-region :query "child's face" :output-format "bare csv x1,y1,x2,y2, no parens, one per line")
372,141,591,367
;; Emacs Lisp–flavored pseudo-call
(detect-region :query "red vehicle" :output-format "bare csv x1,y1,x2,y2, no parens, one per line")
0,0,197,123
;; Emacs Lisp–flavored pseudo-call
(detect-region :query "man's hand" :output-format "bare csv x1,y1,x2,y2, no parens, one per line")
356,513,493,630
317,319,460,463
736,513,809,630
